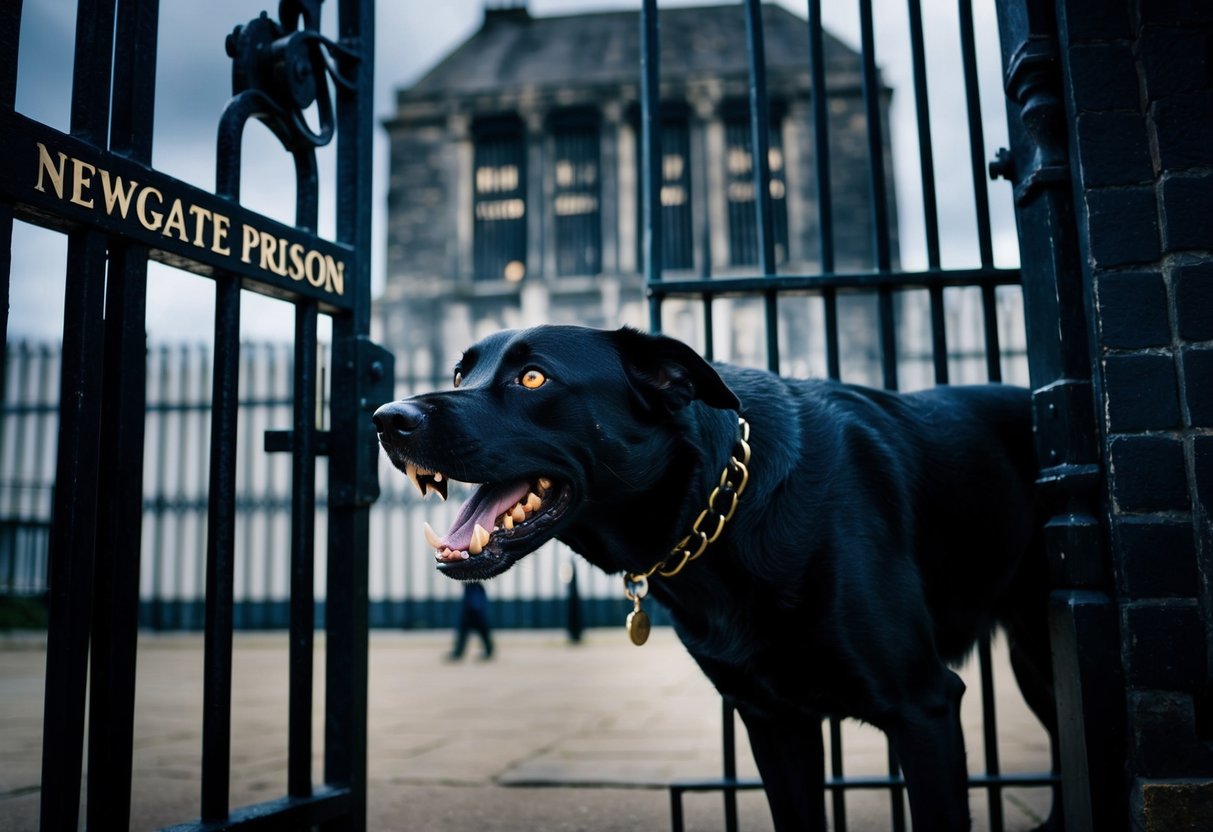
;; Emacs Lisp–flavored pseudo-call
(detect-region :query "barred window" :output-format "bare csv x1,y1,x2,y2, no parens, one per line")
473,117,527,282
551,112,601,277
658,117,694,270
636,111,694,272
724,109,788,267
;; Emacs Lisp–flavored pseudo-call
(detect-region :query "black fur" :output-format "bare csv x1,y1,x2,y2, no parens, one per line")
373,325,1059,832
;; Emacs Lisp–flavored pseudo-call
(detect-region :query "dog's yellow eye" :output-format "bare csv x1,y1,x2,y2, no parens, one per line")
453,371,462,388
521,369,546,389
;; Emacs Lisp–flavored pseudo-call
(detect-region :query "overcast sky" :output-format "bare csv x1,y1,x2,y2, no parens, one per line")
8,0,1014,345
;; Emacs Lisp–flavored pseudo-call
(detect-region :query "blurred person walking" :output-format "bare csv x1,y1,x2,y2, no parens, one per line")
448,581,493,660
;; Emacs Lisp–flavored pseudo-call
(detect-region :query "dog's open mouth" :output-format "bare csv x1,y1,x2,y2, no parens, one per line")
403,462,571,578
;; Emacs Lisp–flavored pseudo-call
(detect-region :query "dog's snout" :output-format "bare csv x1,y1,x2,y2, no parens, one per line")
372,400,426,437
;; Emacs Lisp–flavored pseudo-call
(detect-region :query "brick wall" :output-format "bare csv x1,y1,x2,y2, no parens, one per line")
1059,0,1213,824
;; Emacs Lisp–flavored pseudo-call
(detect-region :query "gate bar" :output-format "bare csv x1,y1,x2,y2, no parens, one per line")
743,0,776,278
857,0,898,392
905,0,951,385
290,303,319,798
829,717,848,829
640,0,662,332
324,3,376,828
978,634,1006,832
0,0,17,387
906,0,942,271
39,1,117,829
742,0,781,375
202,270,241,821
201,90,264,820
958,0,994,267
86,0,158,826
805,0,841,380
286,130,322,799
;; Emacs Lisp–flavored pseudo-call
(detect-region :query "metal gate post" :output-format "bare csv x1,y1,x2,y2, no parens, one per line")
324,2,384,829
38,2,116,828
992,1,1128,829
0,2,15,387
86,1,159,826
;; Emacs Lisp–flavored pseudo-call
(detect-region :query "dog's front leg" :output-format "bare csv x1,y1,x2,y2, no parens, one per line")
736,704,827,832
882,667,971,832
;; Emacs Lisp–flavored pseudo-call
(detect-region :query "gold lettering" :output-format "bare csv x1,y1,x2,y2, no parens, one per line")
188,205,212,247
288,243,305,281
35,143,67,198
326,255,345,296
211,213,231,255
162,198,188,242
304,250,325,287
99,170,138,218
69,157,96,208
259,231,287,276
241,224,260,263
136,186,164,231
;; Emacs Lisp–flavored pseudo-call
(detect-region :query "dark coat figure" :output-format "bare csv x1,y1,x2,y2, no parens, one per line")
449,581,493,660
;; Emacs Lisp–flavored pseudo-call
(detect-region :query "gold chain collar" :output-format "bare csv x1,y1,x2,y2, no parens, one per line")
623,416,752,646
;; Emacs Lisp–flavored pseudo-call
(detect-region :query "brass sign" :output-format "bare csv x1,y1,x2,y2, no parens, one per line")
1,111,355,309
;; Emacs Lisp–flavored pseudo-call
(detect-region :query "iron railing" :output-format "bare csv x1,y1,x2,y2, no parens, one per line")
638,1,1058,830
0,341,633,632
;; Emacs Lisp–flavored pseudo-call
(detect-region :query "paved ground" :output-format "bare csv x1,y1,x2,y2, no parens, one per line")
0,627,1055,831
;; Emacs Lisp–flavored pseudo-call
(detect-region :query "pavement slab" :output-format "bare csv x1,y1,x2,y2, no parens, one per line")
0,627,1055,830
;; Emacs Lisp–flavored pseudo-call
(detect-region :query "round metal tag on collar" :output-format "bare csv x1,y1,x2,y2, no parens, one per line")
626,606,651,645
624,574,651,645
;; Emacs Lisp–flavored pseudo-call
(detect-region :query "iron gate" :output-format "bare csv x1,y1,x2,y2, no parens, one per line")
0,0,391,830
637,1,1062,830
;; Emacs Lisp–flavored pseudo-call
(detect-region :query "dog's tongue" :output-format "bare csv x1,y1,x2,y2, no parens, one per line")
441,480,531,551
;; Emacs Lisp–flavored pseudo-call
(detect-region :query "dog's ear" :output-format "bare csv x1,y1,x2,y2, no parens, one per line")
611,327,740,414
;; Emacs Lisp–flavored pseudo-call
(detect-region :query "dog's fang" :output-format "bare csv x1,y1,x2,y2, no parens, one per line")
525,492,542,512
405,462,424,497
425,482,447,501
503,513,514,530
537,477,551,493
510,504,526,523
423,522,443,550
469,524,491,555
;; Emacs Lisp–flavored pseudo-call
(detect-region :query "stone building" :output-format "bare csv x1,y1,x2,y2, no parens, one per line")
377,1,897,385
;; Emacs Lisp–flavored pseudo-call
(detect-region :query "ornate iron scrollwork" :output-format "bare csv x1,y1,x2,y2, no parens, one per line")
224,0,358,152
998,35,1068,205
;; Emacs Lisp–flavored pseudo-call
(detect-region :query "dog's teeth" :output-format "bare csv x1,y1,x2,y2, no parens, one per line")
469,524,491,555
538,477,551,493
525,492,542,512
436,547,463,563
433,472,443,482
405,462,424,497
424,483,442,500
503,513,513,530
423,522,443,550
510,504,526,523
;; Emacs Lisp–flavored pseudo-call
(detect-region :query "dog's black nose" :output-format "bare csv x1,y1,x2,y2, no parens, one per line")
372,400,426,436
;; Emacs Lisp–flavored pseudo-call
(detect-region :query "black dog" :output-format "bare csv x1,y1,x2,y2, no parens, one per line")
373,324,1058,832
